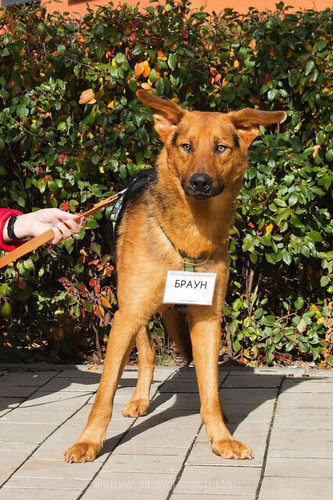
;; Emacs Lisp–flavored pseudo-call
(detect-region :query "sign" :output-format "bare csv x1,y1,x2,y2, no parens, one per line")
163,270,217,306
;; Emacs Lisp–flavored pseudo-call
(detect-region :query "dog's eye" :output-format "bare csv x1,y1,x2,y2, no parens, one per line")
215,144,228,155
181,143,193,153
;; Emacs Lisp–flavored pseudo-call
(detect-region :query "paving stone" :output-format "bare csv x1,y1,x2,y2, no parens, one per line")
168,371,198,380
147,393,201,412
1,366,333,500
3,475,91,490
57,417,133,437
117,423,195,449
277,391,333,408
227,419,270,438
0,409,11,418
253,367,306,377
113,443,188,457
222,402,275,423
0,489,80,500
220,388,278,405
0,386,39,398
304,369,333,378
32,434,118,462
0,449,33,468
282,379,333,393
274,405,333,415
14,457,100,479
174,465,261,496
0,372,57,387
0,441,35,452
132,410,202,429
259,477,333,500
264,457,333,478
221,375,282,388
171,495,255,500
104,454,184,474
82,471,175,500
38,378,100,393
187,440,265,468
1,410,71,425
55,368,103,378
269,428,333,458
0,422,56,444
19,391,92,411
0,398,24,413
0,467,15,485
159,382,199,393
274,412,333,429
88,384,158,405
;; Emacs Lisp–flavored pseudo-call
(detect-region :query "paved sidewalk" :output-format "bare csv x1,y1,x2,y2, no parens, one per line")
0,364,332,499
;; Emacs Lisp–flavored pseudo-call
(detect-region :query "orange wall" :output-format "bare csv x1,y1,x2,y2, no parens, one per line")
43,0,333,16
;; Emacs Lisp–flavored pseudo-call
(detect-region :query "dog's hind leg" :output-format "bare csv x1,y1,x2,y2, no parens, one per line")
188,309,253,460
64,309,146,463
162,309,192,363
122,326,155,418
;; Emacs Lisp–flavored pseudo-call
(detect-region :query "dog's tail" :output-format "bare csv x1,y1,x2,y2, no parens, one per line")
162,310,192,364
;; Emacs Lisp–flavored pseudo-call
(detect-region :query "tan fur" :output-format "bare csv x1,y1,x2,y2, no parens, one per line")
65,91,285,463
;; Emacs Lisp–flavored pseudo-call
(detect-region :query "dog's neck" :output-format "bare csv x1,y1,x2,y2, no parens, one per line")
152,163,242,259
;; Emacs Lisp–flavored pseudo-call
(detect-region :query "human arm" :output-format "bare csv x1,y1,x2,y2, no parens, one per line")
0,208,86,251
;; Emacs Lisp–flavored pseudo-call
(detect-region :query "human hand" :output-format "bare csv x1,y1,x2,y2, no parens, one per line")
14,208,86,244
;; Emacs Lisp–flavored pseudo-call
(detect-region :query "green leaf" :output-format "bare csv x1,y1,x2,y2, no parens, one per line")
86,218,99,229
167,53,177,71
294,297,304,310
83,300,92,313
304,60,314,76
288,68,300,87
262,315,276,326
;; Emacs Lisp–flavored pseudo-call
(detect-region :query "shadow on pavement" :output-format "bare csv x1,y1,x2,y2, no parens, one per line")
0,363,325,460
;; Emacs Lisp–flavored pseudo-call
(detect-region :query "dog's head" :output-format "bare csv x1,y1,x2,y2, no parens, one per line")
137,90,285,200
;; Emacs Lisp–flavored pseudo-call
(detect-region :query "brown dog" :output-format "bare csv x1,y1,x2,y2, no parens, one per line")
65,91,285,462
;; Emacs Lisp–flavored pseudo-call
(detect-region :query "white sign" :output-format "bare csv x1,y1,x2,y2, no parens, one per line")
163,270,217,306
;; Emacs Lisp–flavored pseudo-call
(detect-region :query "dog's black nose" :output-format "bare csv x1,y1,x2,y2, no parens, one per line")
189,173,213,194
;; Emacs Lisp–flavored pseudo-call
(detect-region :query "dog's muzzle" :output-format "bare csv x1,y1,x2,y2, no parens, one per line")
183,173,224,199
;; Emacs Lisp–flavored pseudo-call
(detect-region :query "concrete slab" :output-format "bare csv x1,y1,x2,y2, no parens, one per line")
0,489,80,500
103,454,185,474
264,457,333,478
221,374,283,388
82,470,176,500
259,477,333,500
173,465,261,496
0,364,332,500
0,372,57,387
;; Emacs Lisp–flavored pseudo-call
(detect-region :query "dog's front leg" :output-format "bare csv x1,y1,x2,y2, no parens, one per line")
189,311,253,460
65,310,142,463
122,326,155,418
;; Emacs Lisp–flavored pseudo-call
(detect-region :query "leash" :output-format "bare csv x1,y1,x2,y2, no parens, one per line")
0,188,127,270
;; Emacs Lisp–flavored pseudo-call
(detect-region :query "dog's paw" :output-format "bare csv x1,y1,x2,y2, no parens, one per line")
211,438,253,460
122,398,149,418
64,441,102,463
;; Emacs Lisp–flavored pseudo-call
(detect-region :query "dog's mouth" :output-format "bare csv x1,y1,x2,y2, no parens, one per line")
182,176,224,200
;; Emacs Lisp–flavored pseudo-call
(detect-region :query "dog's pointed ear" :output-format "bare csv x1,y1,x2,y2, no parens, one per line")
137,90,185,141
230,108,286,147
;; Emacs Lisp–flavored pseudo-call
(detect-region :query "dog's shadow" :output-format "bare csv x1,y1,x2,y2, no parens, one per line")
99,365,312,457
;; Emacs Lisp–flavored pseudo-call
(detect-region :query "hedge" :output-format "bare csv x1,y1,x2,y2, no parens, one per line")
0,1,332,366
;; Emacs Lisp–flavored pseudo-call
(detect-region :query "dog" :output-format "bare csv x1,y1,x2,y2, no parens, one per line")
65,90,285,462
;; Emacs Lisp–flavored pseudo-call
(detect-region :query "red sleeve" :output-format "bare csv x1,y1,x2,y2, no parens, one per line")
0,209,24,252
